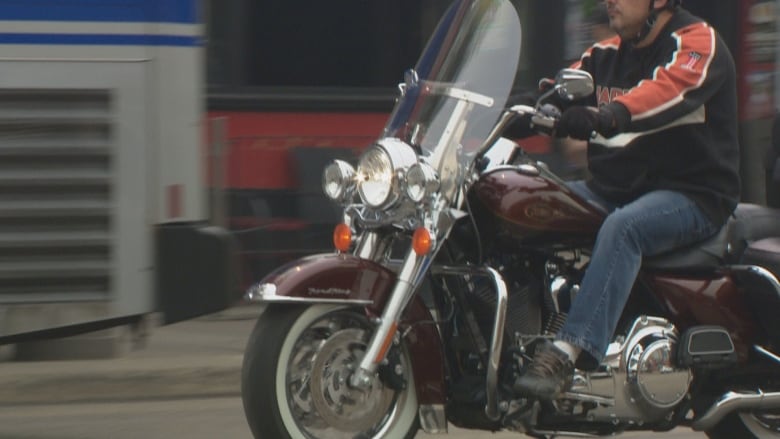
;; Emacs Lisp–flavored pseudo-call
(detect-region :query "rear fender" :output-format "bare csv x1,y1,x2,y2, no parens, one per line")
246,253,447,404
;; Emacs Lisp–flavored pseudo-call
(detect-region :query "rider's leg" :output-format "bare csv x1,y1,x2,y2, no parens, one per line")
515,189,718,400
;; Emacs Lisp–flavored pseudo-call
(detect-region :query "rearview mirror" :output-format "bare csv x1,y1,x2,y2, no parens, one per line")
555,69,594,101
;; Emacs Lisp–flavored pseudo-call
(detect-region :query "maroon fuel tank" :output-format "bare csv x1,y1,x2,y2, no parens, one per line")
472,165,605,244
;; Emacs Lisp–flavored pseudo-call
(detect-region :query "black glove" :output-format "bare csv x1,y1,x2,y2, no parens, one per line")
504,92,540,139
556,107,600,140
556,104,629,140
504,112,536,139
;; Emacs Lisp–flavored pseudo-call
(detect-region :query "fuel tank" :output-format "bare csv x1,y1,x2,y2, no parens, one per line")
472,164,605,244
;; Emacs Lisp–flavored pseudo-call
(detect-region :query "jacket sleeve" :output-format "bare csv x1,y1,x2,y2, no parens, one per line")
613,22,730,132
569,37,621,107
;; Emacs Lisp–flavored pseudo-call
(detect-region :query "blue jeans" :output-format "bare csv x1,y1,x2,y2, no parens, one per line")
557,181,718,363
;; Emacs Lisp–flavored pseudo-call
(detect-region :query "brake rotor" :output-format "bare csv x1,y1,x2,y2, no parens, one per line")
309,328,395,433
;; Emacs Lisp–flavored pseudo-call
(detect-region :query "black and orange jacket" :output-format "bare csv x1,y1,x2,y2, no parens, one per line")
572,8,740,226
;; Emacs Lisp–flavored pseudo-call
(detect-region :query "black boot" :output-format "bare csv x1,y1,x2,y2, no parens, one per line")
514,341,574,400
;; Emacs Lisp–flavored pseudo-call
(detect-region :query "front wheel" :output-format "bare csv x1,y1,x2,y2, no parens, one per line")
241,304,419,439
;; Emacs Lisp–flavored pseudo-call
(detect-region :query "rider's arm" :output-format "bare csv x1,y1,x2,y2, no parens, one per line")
568,37,631,137
609,22,730,133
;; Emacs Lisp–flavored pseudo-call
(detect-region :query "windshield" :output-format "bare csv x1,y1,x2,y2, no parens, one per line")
383,0,521,199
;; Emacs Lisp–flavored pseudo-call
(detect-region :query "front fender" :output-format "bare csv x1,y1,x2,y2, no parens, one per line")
246,253,447,405
246,253,397,310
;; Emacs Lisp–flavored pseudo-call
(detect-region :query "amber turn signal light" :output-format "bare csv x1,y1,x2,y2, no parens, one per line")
412,227,433,255
333,223,353,252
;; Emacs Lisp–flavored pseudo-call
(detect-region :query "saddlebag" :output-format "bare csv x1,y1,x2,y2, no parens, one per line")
740,237,780,345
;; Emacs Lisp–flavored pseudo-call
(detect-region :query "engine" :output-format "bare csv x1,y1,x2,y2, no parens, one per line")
563,316,693,425
534,258,692,425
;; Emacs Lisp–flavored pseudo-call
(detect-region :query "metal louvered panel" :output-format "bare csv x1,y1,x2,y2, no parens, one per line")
0,89,112,303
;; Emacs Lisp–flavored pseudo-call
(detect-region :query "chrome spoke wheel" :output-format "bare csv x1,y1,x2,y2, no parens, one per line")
309,328,395,432
277,306,416,439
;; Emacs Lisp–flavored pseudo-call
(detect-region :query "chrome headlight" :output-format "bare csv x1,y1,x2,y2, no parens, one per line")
322,160,356,203
405,162,439,203
357,138,417,209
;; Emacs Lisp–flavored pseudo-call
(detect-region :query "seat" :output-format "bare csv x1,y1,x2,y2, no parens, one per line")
643,203,780,272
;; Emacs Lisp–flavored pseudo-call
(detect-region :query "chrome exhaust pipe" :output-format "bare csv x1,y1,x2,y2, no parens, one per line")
692,390,780,431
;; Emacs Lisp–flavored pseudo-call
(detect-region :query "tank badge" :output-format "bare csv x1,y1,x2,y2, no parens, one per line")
308,287,352,296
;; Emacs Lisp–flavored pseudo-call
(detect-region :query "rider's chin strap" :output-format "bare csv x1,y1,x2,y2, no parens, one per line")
630,1,660,47
630,0,680,47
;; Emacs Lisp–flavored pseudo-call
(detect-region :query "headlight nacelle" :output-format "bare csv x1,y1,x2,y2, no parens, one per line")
405,162,439,203
322,160,357,203
357,138,417,209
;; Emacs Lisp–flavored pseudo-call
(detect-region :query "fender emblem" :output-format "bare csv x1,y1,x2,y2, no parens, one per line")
308,287,352,296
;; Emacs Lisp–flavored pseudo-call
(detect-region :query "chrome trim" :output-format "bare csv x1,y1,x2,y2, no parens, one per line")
562,391,615,406
480,137,518,171
357,138,418,209
250,296,373,306
244,283,276,301
352,249,432,388
479,109,521,157
692,390,780,431
554,68,595,101
571,316,691,424
430,264,508,421
441,85,494,108
405,162,440,203
418,404,448,434
354,231,381,260
243,282,373,306
322,160,357,204
755,345,780,365
485,267,508,420
423,80,494,107
548,276,567,313
482,163,541,177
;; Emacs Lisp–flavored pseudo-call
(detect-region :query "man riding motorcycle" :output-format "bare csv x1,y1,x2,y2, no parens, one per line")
512,0,741,400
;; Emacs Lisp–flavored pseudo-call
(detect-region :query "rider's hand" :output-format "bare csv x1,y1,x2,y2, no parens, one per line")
555,104,629,140
504,92,539,139
556,106,600,140
504,112,536,139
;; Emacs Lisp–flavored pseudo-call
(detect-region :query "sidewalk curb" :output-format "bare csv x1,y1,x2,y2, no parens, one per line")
0,354,243,405
0,304,262,406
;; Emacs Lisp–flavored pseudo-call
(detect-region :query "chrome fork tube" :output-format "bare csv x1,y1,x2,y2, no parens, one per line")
351,248,432,388
354,231,382,260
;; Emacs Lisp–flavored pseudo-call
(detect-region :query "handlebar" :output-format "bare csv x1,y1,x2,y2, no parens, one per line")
509,103,561,136
509,103,598,140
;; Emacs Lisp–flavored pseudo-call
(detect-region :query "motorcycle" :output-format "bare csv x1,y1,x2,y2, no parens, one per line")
240,1,780,437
